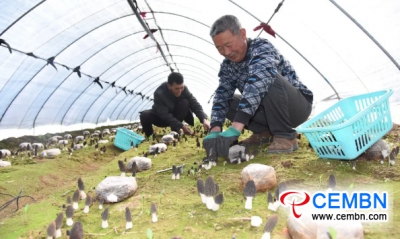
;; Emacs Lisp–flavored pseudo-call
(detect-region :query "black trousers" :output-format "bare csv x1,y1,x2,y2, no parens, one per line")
226,74,312,139
140,99,190,137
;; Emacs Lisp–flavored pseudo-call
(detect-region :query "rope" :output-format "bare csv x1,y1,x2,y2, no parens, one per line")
0,44,154,102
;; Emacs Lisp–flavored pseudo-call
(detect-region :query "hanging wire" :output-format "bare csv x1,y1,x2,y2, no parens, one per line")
328,0,400,71
0,45,154,101
228,0,341,100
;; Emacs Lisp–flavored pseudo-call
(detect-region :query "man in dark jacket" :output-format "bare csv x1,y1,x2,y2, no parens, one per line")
140,72,210,137
203,15,313,157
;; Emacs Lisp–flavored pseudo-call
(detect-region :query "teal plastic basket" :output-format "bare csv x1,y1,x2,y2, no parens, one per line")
296,90,393,160
114,127,145,151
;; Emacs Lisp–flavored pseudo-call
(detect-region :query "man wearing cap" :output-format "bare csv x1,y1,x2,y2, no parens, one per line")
140,72,210,137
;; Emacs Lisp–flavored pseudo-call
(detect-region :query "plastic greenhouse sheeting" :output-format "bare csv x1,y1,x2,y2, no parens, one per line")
0,0,399,140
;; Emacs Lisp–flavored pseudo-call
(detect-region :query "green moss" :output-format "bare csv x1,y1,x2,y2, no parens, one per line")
0,125,399,238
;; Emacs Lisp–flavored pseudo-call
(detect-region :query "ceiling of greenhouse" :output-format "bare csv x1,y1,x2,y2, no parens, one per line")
0,0,399,136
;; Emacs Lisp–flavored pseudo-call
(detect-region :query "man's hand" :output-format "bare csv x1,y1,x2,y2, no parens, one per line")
203,131,219,158
203,119,211,132
216,126,241,157
182,125,193,135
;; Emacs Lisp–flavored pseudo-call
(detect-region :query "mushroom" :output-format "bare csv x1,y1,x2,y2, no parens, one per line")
261,214,279,239
55,212,64,238
46,221,56,239
150,202,158,223
70,221,84,239
244,180,256,210
83,195,91,214
78,178,86,200
212,193,224,211
328,174,336,191
205,176,216,210
101,208,109,229
66,205,74,226
72,189,80,210
197,179,206,204
118,160,126,177
125,207,132,230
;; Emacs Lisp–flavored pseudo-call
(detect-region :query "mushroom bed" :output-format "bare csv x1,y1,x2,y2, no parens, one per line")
0,122,400,239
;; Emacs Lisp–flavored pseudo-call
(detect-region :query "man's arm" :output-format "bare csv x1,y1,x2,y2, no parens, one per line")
153,91,183,130
233,51,278,129
210,64,236,131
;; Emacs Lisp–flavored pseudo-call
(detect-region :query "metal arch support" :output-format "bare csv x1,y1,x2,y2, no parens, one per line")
96,69,169,124
115,75,167,120
121,75,175,120
4,25,144,126
32,30,148,129
328,0,400,71
0,62,46,124
0,4,219,128
124,76,213,122
129,100,153,123
166,44,220,64
174,64,217,79
0,0,47,36
60,43,220,126
161,29,214,46
37,10,212,54
168,55,219,72
0,14,141,124
6,37,219,127
65,57,164,126
151,11,209,28
30,2,129,52
56,30,219,125
53,47,158,126
76,48,220,124
115,74,213,121
71,54,218,125
130,101,153,122
94,69,171,125
106,94,132,123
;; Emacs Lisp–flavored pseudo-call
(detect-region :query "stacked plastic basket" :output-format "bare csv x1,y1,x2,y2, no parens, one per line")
114,127,145,151
296,90,393,160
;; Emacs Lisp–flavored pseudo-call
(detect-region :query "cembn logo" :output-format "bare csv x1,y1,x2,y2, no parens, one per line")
280,191,310,218
280,191,388,219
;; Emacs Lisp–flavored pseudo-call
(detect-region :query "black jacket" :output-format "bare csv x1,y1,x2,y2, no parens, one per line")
151,82,207,130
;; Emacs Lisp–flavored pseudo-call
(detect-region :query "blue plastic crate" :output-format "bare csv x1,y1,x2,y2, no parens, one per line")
296,90,393,160
114,127,145,151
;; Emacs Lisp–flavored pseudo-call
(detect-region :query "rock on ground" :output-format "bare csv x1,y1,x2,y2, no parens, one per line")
126,156,152,171
0,160,11,167
73,144,84,150
96,176,138,203
241,163,277,192
40,148,61,158
162,135,174,144
149,143,167,153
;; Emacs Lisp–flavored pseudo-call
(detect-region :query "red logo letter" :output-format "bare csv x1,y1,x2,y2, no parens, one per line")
280,191,310,218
